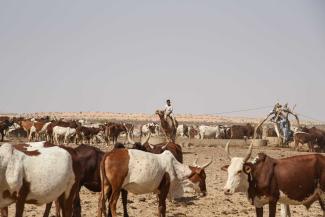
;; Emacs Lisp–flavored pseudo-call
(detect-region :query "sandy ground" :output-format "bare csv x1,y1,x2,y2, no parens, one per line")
4,137,324,217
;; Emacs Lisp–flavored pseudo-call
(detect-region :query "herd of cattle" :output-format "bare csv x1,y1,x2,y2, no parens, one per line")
0,116,272,144
0,115,324,217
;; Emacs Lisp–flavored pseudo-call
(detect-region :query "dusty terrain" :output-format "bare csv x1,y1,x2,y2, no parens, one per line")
4,137,324,217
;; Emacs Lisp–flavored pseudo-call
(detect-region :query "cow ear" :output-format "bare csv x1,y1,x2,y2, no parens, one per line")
221,165,229,171
243,163,253,174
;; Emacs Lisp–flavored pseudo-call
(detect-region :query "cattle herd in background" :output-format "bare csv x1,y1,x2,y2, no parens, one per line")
0,115,324,152
0,115,324,217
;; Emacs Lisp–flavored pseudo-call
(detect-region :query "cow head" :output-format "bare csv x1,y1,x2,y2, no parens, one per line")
184,157,212,196
127,131,151,150
222,141,253,195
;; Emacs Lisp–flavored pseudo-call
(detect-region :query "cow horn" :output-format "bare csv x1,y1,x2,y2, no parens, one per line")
149,143,155,149
162,144,168,149
201,157,213,169
243,143,253,162
193,156,199,167
225,140,232,160
141,132,151,145
127,131,135,144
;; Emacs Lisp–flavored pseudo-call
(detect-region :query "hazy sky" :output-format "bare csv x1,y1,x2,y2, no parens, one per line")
1,1,324,121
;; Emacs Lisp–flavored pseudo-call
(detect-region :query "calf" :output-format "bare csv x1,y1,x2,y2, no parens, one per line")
97,149,209,217
222,141,325,217
294,132,318,152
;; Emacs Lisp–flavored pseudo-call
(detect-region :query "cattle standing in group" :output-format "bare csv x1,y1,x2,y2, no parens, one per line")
222,141,325,217
76,126,105,144
0,142,78,217
97,148,210,217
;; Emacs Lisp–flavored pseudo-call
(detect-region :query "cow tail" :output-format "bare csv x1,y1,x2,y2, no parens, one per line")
99,155,112,217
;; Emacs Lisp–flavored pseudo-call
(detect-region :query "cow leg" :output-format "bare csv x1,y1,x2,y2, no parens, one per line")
121,189,129,217
157,173,170,217
43,202,52,217
0,131,3,142
319,198,325,217
268,201,277,217
108,188,121,217
97,182,111,217
15,199,26,217
255,207,263,217
1,207,8,217
59,183,79,217
280,204,291,217
55,200,61,217
73,190,82,217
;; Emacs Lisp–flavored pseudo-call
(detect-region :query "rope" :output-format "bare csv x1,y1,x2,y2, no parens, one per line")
214,105,273,115
213,105,325,124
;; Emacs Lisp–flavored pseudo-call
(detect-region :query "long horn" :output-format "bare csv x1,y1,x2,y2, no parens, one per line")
201,157,213,169
141,132,151,145
225,140,232,160
127,131,135,144
243,143,253,162
193,156,199,167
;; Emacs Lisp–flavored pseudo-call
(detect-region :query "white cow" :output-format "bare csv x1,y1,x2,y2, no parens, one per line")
198,125,222,139
177,124,189,137
141,123,159,137
222,141,291,217
0,142,76,217
53,126,76,144
98,149,210,217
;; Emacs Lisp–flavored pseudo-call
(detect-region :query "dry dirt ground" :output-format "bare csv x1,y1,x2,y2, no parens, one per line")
4,138,324,217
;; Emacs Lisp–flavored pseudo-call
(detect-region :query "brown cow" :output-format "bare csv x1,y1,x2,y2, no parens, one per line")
294,132,318,152
104,123,128,145
296,126,325,152
128,132,183,163
223,142,325,217
76,126,104,144
97,148,210,217
230,123,254,139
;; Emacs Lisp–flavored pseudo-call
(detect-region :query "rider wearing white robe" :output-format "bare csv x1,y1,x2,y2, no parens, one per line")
164,99,176,127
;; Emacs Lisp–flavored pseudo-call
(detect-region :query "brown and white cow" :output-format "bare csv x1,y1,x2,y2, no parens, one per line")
97,148,210,217
0,142,79,217
222,141,325,217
